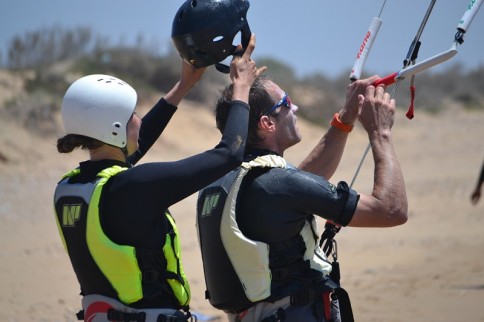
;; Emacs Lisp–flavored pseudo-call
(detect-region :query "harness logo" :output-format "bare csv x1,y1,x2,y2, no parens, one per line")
201,193,221,217
62,204,82,227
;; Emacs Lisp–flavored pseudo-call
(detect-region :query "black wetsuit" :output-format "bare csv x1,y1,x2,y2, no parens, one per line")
66,97,249,307
237,148,358,244
198,148,359,321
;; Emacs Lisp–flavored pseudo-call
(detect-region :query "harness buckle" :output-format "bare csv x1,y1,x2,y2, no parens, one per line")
261,307,286,322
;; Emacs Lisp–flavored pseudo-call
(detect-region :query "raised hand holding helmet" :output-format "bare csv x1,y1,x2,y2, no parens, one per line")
171,0,252,73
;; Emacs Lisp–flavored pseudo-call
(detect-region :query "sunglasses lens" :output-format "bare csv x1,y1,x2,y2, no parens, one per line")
264,93,295,115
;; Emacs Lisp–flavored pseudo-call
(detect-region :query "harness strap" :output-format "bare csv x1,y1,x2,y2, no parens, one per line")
76,308,189,322
263,288,333,322
156,313,189,322
108,308,146,322
322,292,332,322
272,260,310,281
261,308,286,322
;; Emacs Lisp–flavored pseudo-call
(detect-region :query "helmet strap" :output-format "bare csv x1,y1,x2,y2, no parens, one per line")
215,63,230,74
215,45,245,74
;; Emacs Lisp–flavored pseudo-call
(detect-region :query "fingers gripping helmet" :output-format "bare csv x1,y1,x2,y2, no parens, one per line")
61,74,137,148
171,0,251,71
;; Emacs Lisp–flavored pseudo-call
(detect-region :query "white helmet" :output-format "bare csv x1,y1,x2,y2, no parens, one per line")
61,74,137,148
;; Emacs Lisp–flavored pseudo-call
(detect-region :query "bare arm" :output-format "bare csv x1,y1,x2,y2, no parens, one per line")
298,76,379,179
164,60,206,107
348,86,408,227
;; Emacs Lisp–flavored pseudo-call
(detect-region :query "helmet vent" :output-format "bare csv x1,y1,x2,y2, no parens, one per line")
191,0,197,8
112,122,121,136
213,36,224,42
95,77,125,85
62,74,136,148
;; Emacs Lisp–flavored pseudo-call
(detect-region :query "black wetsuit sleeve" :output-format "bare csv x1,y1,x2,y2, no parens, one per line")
106,100,249,237
284,169,358,226
238,167,359,241
127,98,177,165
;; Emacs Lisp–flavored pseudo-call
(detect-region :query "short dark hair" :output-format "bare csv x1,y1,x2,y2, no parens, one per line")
57,134,103,153
215,75,276,145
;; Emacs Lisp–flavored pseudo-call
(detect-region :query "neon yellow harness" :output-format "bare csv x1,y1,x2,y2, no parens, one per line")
54,165,190,307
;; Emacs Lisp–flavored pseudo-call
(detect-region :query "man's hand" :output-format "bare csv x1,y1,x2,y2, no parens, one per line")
338,75,380,126
358,85,395,136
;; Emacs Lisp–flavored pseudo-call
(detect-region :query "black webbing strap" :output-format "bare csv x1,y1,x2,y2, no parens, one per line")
290,287,315,306
108,308,146,322
319,222,341,257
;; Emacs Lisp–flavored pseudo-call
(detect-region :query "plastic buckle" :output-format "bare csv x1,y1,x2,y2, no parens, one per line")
261,308,286,322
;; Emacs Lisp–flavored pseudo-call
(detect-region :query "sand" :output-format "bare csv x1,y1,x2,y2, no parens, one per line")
0,95,483,322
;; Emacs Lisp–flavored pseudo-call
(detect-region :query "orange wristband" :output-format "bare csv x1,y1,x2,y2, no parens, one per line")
330,113,353,133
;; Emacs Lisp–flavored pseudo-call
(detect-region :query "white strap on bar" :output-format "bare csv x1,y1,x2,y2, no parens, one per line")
457,0,484,32
349,17,383,81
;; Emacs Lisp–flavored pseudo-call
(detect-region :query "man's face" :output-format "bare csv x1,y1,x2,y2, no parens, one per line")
266,81,302,150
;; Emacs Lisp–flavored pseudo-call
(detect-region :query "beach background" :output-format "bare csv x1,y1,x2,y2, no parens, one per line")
0,69,483,321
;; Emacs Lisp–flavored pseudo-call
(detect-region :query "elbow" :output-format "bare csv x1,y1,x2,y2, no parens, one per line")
387,201,408,226
393,208,408,226
222,145,245,169
397,196,409,225
228,136,246,165
216,135,246,167
227,152,244,168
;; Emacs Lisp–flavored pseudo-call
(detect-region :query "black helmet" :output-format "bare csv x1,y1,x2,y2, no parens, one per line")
171,0,251,73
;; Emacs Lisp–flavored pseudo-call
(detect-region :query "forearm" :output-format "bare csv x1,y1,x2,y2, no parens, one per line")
298,126,349,179
163,80,196,107
216,100,249,163
299,109,355,178
301,76,377,177
128,99,177,165
368,131,407,226
163,61,206,106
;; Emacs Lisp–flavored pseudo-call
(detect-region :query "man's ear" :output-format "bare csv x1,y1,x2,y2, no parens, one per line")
258,115,276,132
